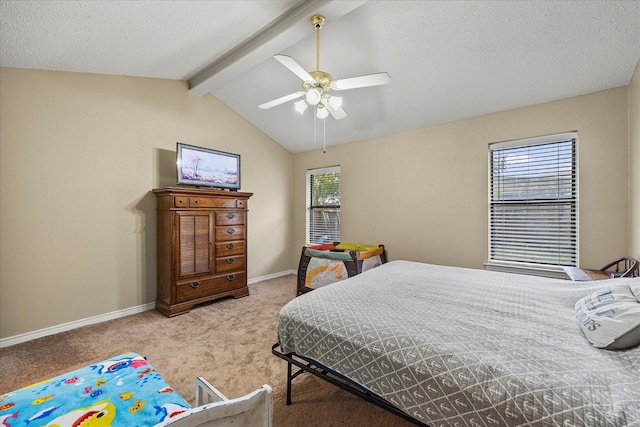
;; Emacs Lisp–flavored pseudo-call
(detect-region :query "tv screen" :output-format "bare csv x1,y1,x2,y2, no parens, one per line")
176,143,240,190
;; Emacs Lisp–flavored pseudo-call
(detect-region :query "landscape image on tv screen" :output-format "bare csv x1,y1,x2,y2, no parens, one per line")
177,143,240,190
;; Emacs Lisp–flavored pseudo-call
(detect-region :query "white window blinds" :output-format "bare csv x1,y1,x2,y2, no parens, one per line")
306,166,340,244
489,134,577,267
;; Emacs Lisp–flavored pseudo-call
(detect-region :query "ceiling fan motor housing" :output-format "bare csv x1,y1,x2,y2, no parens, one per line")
304,70,333,91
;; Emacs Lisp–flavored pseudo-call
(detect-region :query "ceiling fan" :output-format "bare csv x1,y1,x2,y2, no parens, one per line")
258,14,391,120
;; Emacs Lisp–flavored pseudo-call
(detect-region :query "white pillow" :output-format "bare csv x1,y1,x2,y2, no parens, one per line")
575,281,640,350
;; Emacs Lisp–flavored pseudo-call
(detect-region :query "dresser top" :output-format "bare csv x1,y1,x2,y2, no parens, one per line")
152,186,253,198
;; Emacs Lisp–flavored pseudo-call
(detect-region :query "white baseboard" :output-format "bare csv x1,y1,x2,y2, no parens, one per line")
0,302,156,348
248,269,296,284
1,270,296,348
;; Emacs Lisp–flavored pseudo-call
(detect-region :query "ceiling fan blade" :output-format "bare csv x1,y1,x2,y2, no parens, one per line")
258,91,305,110
332,72,391,91
274,55,315,83
327,105,347,120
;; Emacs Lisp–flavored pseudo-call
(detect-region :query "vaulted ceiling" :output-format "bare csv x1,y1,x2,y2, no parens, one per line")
2,1,639,153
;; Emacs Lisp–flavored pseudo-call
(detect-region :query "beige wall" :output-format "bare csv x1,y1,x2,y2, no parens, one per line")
0,68,293,339
630,60,640,259
293,87,630,270
1,65,635,341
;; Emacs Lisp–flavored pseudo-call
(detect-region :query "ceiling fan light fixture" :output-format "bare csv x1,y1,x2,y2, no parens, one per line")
306,88,322,105
327,95,343,110
294,99,308,114
316,105,329,119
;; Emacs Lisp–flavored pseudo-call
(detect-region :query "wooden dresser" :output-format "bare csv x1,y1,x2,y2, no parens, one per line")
153,187,253,317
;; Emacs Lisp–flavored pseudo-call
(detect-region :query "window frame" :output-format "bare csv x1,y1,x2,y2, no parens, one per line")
486,132,579,278
306,165,341,245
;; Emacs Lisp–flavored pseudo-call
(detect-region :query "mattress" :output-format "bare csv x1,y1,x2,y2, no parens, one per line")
277,260,640,426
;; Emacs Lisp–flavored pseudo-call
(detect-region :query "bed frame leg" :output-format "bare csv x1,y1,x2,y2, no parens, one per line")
286,360,293,405
272,343,427,426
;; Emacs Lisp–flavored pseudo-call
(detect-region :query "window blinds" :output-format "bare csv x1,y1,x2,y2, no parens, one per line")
306,166,341,244
489,136,577,267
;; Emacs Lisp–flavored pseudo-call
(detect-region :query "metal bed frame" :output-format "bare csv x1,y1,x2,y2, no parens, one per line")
271,343,428,426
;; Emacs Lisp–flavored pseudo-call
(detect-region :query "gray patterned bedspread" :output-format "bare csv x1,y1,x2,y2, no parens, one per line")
277,260,640,426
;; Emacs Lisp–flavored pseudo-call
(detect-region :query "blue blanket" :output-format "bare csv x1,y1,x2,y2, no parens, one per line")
0,352,190,426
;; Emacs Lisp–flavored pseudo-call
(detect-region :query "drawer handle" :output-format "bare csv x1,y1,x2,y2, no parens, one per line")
190,281,200,289
226,243,234,250
226,213,235,219
226,257,235,264
226,274,236,281
227,227,235,234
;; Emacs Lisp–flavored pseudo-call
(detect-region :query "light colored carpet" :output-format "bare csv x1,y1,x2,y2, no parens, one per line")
0,275,413,426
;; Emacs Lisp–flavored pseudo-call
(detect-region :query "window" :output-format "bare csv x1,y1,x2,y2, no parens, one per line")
488,133,577,276
306,166,340,244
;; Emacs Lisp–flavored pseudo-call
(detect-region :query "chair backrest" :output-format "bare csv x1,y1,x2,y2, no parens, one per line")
156,384,273,427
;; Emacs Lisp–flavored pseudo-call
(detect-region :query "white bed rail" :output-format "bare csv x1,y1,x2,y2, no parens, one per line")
155,378,273,427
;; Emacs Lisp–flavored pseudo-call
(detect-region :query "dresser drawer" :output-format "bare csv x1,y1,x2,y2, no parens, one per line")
216,255,246,273
172,197,246,210
216,241,245,257
189,197,237,208
175,273,246,303
215,225,245,241
215,211,244,226
174,196,189,208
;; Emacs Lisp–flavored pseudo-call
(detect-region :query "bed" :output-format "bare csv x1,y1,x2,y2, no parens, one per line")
274,260,640,426
1,352,272,426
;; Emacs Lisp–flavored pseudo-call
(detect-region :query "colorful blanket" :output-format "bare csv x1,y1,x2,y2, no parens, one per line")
0,352,190,427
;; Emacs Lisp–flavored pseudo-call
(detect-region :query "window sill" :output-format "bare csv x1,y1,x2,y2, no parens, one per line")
484,261,569,279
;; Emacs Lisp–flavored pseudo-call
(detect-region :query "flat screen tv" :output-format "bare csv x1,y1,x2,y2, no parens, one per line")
176,143,240,190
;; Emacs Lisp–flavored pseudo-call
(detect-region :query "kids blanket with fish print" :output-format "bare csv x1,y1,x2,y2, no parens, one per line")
0,352,190,426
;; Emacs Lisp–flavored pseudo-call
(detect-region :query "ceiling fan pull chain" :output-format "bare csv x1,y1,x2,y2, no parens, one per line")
323,116,326,153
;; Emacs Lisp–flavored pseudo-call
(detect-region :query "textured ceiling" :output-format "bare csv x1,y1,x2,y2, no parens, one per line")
1,0,639,153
